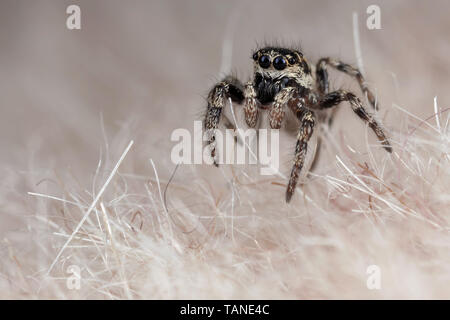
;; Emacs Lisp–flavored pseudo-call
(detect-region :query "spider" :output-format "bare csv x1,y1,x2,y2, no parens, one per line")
204,46,392,202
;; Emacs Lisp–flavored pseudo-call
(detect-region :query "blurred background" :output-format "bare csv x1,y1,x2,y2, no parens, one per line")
1,0,449,169
1,0,450,298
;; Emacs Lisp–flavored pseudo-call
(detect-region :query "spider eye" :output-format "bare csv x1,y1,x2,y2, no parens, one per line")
252,52,258,61
273,56,287,70
258,55,271,69
288,57,296,65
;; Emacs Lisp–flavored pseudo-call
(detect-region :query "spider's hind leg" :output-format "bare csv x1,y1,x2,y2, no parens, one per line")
316,58,378,110
319,90,392,153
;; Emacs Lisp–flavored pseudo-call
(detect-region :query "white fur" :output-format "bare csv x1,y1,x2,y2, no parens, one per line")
1,1,449,299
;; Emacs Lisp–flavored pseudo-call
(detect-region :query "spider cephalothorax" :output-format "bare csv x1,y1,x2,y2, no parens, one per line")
251,47,313,104
204,46,392,202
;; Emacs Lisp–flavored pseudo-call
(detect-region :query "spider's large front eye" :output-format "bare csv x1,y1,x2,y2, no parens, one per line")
273,56,287,70
259,55,271,68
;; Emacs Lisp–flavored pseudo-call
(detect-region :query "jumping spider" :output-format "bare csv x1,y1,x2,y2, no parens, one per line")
204,46,392,202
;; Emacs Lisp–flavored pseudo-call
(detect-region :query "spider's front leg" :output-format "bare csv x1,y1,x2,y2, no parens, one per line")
269,87,298,129
286,109,316,203
204,77,244,166
243,81,259,128
267,86,314,202
319,90,392,152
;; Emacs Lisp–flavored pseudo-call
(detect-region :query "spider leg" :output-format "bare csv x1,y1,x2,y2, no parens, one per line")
269,87,298,129
315,60,330,96
312,58,340,170
317,58,378,110
319,90,392,153
243,81,259,127
286,109,316,203
204,76,244,166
